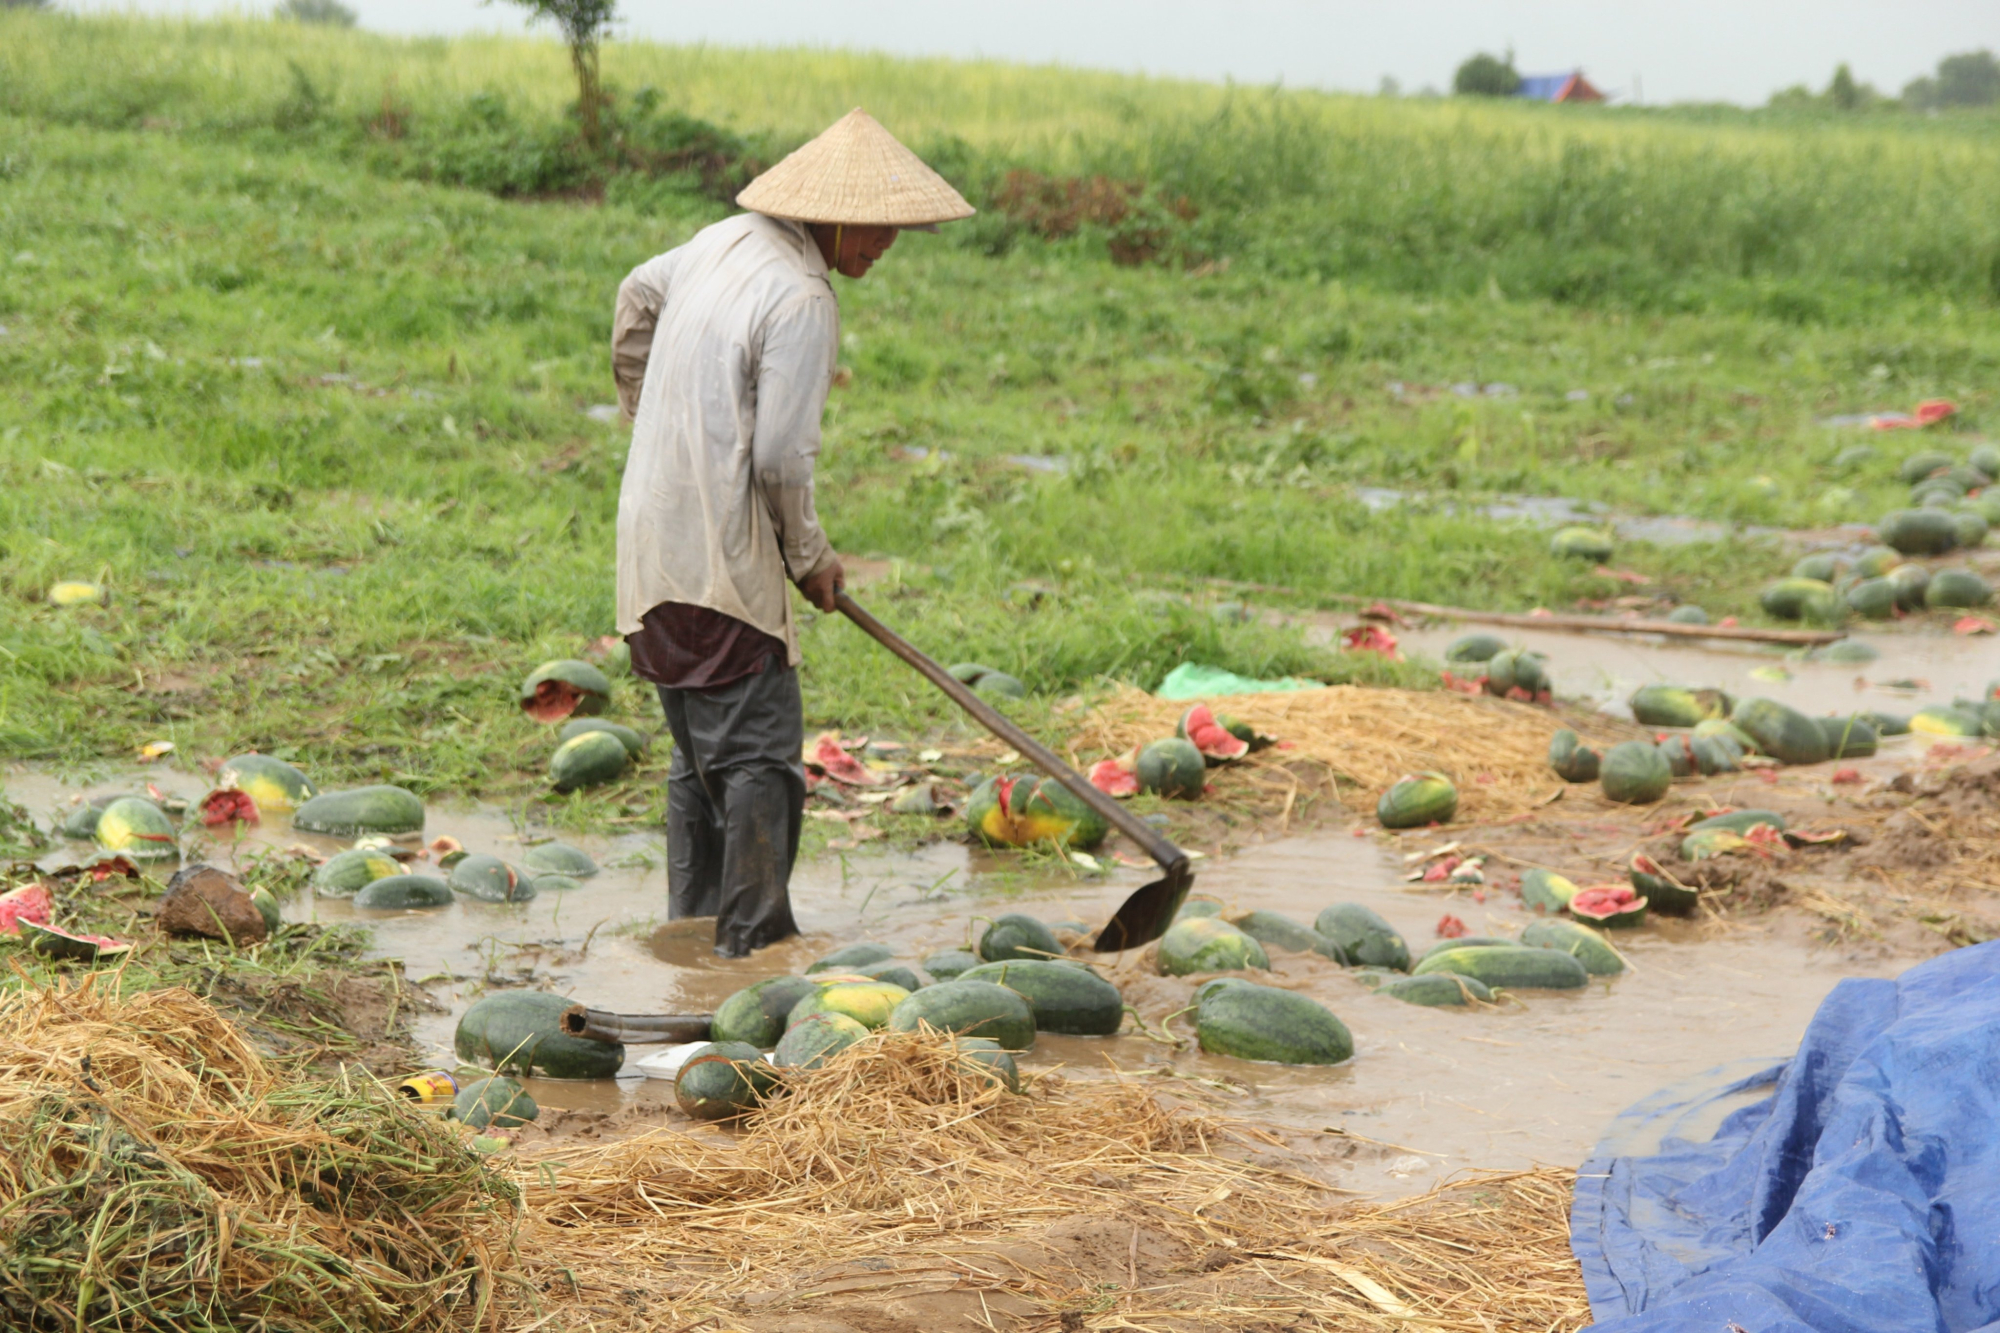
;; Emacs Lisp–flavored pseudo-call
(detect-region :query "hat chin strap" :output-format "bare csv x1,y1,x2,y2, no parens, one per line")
834,224,843,272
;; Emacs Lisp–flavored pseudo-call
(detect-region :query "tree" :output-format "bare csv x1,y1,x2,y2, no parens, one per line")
2,0,54,10
1935,50,2000,107
1827,63,1862,110
499,0,618,150
276,0,358,26
1453,51,1520,98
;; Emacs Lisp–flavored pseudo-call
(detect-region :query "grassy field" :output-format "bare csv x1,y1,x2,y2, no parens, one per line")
1,14,1997,813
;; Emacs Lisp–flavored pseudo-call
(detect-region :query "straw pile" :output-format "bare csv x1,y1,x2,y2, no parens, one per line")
1072,683,1637,824
510,1032,1591,1331
0,976,516,1333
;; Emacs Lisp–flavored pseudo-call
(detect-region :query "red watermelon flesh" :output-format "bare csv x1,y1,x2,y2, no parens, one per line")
1088,754,1139,797
200,788,260,827
20,919,132,960
523,678,587,722
1569,884,1648,925
0,883,53,934
1176,705,1250,763
809,733,880,786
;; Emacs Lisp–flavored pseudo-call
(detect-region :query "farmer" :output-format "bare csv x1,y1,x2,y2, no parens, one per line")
610,110,973,957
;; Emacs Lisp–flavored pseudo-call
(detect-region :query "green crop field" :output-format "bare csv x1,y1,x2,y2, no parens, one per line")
2,13,1998,815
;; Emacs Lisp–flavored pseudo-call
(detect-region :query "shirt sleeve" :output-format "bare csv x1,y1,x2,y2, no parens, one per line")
752,289,840,583
611,252,675,423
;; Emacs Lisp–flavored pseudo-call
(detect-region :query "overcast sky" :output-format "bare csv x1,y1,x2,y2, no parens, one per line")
73,0,2000,105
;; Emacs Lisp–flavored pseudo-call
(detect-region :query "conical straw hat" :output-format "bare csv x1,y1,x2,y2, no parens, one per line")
737,108,975,227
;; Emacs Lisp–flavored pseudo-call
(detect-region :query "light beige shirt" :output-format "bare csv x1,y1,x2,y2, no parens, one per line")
611,213,839,664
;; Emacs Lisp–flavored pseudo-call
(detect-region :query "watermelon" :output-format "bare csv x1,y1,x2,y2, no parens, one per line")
1863,710,1911,736
1135,738,1206,799
519,659,612,722
1898,450,1956,485
559,717,647,757
950,1037,1021,1093
1176,704,1251,764
1519,868,1579,914
449,1076,538,1130
712,976,820,1047
1444,633,1506,663
1375,973,1494,1006
947,662,997,684
1313,903,1410,971
920,949,980,982
1693,718,1758,751
1156,917,1271,976
675,1041,777,1120
788,980,910,1030
1877,509,1957,556
1912,706,1986,738
1231,909,1347,962
1759,578,1841,624
353,874,453,910
447,854,535,904
1790,553,1841,582
979,912,1063,962
1484,648,1549,697
959,960,1124,1035
0,882,52,934
523,841,598,877
293,785,425,837
773,1012,871,1069
61,794,119,841
1629,685,1733,729
1666,605,1710,625
550,730,629,792
973,672,1028,701
1656,735,1696,778
311,847,403,897
1845,578,1899,619
1630,853,1700,916
1952,511,1990,549
808,942,895,973
95,797,177,861
1417,935,1517,961
46,580,106,607
1175,899,1223,920
215,753,316,813
1377,771,1458,828
1690,807,1785,835
1567,884,1648,928
1194,981,1352,1065
1853,546,1902,579
887,979,1036,1050
19,920,132,962
1926,569,1993,609
1815,638,1878,666
1973,444,2000,477
1819,715,1878,759
455,990,625,1079
1732,698,1830,765
1690,732,1744,776
1412,944,1589,990
1548,730,1602,783
1888,564,1931,611
533,873,585,894
1600,741,1672,804
250,887,282,935
1520,918,1624,975
1550,527,1614,561
965,775,1108,850
847,961,924,991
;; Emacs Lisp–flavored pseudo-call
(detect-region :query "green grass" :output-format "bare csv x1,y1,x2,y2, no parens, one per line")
1,17,1997,811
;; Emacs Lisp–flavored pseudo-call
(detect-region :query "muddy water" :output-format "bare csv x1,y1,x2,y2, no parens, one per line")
9,761,1909,1197
1364,617,2000,722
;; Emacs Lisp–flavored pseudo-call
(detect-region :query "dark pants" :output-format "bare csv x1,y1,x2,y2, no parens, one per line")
656,664,804,957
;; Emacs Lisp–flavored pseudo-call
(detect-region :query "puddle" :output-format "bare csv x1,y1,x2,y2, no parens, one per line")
5,763,1912,1198
1349,486,1877,549
1343,615,2000,722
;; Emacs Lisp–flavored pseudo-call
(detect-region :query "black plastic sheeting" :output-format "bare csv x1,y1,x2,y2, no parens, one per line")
1573,941,2000,1333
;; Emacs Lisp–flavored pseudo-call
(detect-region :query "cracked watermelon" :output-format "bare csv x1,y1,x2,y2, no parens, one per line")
519,659,612,722
1567,883,1648,928
966,776,1108,850
1176,704,1250,764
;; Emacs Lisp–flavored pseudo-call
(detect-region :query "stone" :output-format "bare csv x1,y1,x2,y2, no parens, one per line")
157,863,269,944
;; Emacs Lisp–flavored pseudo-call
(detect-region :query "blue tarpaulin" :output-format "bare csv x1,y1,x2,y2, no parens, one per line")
1573,941,2000,1332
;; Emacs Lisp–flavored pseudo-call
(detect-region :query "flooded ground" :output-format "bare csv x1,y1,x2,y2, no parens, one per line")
7,750,1926,1198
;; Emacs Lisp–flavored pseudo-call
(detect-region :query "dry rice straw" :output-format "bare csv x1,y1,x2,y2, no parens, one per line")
1073,683,1638,823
